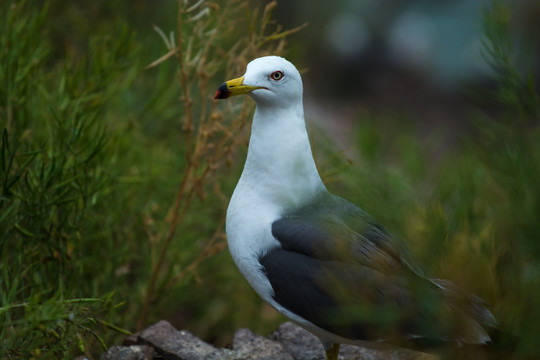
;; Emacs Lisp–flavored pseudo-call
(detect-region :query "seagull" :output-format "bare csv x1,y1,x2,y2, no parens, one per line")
214,56,497,360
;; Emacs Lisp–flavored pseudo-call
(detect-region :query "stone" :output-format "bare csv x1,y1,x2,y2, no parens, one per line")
271,322,433,360
98,320,437,360
122,332,140,346
270,322,325,360
137,320,217,360
232,327,294,360
100,345,154,360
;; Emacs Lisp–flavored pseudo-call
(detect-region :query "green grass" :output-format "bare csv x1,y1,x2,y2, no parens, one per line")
0,0,306,357
327,4,540,356
1,0,539,359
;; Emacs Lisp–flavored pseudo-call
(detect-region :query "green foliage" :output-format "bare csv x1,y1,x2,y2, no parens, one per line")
481,1,540,119
1,0,538,358
1,0,302,357
1,1,138,357
329,2,540,357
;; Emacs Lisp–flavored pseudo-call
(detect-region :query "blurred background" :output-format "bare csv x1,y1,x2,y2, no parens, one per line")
1,0,539,358
276,0,540,147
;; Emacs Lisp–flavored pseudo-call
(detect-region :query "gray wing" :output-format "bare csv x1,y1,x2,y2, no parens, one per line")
259,247,442,342
271,192,422,276
264,191,496,345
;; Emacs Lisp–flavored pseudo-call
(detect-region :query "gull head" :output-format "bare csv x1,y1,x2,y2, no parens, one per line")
214,56,303,108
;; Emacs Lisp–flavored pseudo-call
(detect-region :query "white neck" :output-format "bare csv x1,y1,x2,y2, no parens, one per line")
236,103,325,212
225,97,326,302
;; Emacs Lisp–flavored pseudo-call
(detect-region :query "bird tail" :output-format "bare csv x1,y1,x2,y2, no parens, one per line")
432,279,497,345
431,279,519,359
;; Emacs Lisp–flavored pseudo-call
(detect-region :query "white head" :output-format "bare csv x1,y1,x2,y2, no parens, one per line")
215,56,303,109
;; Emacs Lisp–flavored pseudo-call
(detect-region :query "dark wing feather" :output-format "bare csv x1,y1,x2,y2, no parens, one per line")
260,247,449,343
265,191,496,345
272,192,422,276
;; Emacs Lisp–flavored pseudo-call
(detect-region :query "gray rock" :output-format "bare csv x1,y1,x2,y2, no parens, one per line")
100,345,154,360
194,327,294,360
271,322,433,360
270,322,325,360
232,327,294,360
137,320,217,360
122,332,140,346
202,348,242,360
99,320,436,360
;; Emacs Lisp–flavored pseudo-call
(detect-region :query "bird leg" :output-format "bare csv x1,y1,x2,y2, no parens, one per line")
325,343,340,360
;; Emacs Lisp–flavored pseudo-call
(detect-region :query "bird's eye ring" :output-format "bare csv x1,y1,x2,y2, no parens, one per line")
270,71,284,81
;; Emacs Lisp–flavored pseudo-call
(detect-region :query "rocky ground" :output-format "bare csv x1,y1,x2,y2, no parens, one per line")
95,321,432,360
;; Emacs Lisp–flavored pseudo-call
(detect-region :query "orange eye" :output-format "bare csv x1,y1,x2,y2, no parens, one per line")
270,71,284,81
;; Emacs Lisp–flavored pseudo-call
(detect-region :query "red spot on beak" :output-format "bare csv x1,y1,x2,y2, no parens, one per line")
214,83,231,99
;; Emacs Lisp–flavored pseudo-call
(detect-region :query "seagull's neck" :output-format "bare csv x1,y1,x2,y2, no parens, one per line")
226,98,325,295
236,102,326,212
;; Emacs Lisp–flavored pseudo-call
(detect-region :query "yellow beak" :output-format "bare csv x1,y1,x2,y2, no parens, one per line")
214,76,266,99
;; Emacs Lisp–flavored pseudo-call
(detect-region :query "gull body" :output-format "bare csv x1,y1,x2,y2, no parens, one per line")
215,56,496,360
